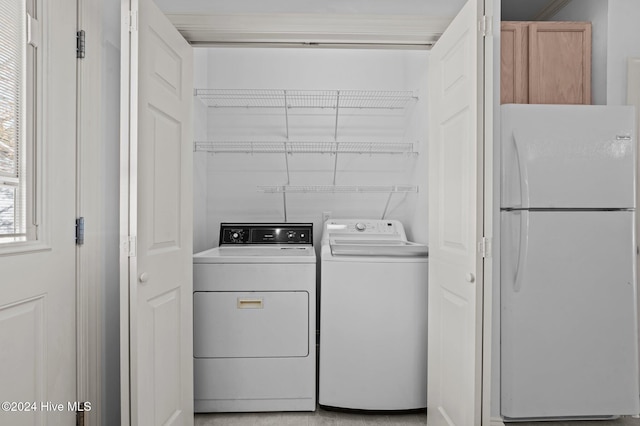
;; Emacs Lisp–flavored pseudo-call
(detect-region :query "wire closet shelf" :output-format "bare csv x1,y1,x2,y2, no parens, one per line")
193,141,417,155
193,89,418,110
193,89,421,221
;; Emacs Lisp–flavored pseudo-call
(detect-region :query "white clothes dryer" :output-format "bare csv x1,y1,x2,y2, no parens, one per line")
319,219,428,411
193,223,316,412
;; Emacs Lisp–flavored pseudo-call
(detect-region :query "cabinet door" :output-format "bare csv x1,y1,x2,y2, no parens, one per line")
501,22,528,104
528,22,591,104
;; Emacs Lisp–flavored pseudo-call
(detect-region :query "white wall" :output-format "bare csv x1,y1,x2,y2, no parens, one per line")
193,49,210,253
550,0,640,106
194,47,429,251
550,0,609,105
492,0,502,420
154,0,466,17
606,0,640,105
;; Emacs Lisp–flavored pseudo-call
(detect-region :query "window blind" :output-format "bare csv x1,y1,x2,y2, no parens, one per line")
0,0,26,240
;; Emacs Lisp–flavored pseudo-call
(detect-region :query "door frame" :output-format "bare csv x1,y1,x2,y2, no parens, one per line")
77,0,501,425
484,1,501,425
119,0,135,423
76,0,110,424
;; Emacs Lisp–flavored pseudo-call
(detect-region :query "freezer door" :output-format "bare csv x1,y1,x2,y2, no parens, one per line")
501,105,636,209
501,210,639,419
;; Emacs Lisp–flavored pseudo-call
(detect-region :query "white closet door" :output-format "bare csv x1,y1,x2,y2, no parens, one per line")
427,0,485,424
120,0,194,424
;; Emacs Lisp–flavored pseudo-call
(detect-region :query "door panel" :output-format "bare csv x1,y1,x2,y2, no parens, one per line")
121,0,194,424
427,0,484,425
0,1,77,425
0,297,45,425
500,22,528,104
528,22,591,105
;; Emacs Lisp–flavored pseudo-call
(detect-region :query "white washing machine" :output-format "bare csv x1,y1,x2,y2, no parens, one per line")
193,223,316,412
319,219,428,411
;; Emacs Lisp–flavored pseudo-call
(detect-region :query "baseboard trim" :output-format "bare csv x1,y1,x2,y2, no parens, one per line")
491,417,506,426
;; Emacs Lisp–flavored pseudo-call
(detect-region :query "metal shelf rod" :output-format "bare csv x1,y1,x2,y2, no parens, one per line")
284,90,289,140
257,185,419,194
334,90,340,141
381,192,394,220
283,142,291,184
332,142,339,185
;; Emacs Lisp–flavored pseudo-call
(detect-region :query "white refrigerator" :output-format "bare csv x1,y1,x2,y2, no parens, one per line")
500,104,640,420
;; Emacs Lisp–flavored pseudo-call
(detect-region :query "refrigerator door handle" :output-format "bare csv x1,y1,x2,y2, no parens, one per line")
513,131,530,208
514,210,529,293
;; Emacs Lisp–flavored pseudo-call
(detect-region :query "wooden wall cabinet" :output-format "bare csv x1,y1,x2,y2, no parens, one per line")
501,21,592,105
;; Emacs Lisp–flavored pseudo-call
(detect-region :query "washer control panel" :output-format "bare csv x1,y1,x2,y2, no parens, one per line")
219,223,313,245
325,220,402,236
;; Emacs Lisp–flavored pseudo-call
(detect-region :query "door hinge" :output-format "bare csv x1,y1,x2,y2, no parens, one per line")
480,15,492,37
76,30,85,58
129,10,138,32
125,235,137,258
75,217,85,246
27,13,41,47
76,407,86,426
479,237,491,258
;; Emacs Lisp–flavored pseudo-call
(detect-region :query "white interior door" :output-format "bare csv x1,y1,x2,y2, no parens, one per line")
427,0,485,425
120,0,194,424
0,1,77,425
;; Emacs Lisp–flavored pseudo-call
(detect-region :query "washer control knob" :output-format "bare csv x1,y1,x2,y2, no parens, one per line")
287,231,295,239
232,233,239,239
355,223,366,232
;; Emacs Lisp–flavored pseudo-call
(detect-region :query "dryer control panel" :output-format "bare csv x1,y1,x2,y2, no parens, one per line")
219,223,313,245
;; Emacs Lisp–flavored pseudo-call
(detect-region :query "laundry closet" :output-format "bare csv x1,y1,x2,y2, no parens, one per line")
191,47,430,253
190,46,432,412
118,0,488,422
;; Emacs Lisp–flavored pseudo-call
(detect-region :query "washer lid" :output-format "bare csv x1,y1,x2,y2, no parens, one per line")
329,239,428,257
194,246,317,264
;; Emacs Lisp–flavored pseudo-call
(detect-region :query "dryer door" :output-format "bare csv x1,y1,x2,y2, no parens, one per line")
194,291,309,358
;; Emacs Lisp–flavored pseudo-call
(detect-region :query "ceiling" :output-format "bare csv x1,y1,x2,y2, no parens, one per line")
155,0,570,20
153,0,572,46
153,0,467,17
502,0,571,21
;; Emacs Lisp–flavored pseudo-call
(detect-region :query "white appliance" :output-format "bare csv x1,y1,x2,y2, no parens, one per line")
500,105,640,420
319,219,428,411
193,223,316,412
